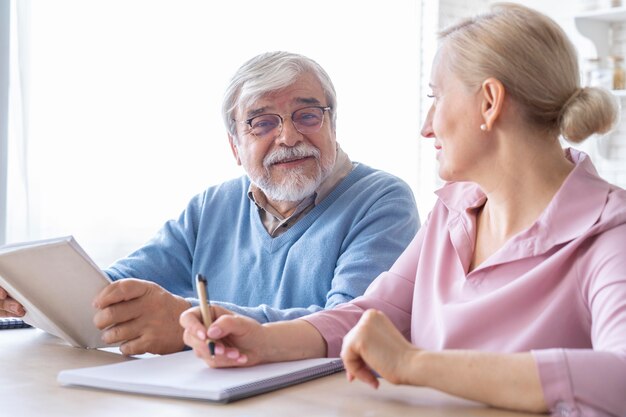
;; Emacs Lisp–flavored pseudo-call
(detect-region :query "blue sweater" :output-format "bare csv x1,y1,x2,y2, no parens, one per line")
105,163,419,322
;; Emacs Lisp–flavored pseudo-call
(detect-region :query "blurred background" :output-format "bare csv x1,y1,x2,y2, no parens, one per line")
1,0,624,266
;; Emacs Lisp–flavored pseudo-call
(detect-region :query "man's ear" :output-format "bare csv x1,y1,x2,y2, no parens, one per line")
480,77,505,131
228,134,242,166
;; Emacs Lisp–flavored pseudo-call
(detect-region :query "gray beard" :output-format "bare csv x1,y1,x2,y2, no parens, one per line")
253,166,324,202
248,144,332,202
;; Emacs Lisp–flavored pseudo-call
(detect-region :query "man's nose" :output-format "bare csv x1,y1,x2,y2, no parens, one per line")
275,117,303,146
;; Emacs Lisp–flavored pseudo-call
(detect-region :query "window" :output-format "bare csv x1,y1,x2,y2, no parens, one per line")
5,0,426,266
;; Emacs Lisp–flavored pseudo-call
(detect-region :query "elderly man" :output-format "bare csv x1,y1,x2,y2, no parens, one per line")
1,51,419,355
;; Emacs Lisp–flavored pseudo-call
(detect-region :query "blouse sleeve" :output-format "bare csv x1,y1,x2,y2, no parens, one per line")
532,225,626,417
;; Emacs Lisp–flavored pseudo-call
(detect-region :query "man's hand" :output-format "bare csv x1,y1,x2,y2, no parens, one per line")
340,309,418,388
0,287,25,317
93,279,191,355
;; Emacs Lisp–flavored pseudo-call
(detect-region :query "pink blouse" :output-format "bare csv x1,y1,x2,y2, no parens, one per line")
303,149,626,417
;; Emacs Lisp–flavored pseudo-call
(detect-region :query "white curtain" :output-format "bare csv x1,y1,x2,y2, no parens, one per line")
0,0,9,245
6,0,30,246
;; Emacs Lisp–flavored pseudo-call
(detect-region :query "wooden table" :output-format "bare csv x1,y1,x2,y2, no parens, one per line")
1,328,540,416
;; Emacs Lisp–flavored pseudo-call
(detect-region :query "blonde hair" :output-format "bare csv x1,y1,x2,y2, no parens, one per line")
439,2,618,143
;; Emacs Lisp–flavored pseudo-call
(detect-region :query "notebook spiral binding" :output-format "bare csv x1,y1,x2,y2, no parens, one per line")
0,317,32,330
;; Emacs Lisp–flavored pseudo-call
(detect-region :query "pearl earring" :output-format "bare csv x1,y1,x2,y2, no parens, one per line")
480,124,487,131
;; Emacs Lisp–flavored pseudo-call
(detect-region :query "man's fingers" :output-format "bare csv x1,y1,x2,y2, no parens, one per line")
93,279,149,309
118,335,148,356
101,320,140,345
93,296,143,329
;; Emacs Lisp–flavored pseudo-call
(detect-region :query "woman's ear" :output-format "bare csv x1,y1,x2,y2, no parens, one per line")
228,134,242,166
480,77,505,131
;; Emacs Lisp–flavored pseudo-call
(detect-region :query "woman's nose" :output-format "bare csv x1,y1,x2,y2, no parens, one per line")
420,106,435,138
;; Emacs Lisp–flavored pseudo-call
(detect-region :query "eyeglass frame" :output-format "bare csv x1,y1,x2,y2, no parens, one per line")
234,105,332,140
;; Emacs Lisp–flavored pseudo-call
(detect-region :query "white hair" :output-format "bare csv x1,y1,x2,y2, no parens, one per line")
222,51,337,139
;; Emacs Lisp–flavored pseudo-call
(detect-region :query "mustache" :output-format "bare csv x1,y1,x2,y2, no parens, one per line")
263,144,320,167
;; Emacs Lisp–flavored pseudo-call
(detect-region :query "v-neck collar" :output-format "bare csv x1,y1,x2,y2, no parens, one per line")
436,149,611,274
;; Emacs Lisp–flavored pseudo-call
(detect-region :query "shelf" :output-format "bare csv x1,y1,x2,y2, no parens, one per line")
575,7,626,58
576,6,626,21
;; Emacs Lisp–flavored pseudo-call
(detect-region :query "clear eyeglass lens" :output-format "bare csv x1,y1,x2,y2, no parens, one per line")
292,107,324,131
248,106,325,139
249,115,281,137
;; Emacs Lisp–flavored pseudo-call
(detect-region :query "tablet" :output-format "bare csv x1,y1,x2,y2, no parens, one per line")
0,236,113,348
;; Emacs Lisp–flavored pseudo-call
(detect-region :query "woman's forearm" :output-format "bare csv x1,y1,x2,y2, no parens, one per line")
262,319,327,362
408,350,547,413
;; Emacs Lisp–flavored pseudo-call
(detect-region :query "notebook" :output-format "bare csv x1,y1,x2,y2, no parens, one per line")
0,236,113,348
0,317,32,329
58,350,344,402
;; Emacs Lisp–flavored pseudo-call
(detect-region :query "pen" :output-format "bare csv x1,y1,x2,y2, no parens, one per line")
195,273,216,357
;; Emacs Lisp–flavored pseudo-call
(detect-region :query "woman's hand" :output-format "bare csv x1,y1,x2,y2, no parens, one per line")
342,309,547,413
180,305,268,367
340,309,418,388
181,306,328,368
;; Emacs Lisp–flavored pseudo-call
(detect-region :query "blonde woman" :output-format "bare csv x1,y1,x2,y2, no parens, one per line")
180,4,626,415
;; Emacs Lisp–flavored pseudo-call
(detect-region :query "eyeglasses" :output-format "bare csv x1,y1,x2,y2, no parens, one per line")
238,106,331,140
